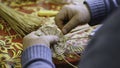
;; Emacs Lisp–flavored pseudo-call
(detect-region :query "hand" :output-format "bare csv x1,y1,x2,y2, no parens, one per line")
23,31,59,50
55,4,90,34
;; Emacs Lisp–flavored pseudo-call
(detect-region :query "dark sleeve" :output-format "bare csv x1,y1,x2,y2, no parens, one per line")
79,8,120,68
21,45,55,68
84,0,120,26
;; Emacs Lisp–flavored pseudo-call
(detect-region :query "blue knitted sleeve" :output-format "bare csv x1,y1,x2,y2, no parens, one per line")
21,45,55,68
84,0,119,26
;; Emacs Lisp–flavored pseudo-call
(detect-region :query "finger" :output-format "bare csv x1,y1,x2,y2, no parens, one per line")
62,16,80,34
23,31,38,40
34,30,43,36
55,7,67,29
44,35,59,44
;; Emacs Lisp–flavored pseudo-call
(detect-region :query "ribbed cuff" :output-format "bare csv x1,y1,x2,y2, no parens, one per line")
84,0,107,26
21,45,53,68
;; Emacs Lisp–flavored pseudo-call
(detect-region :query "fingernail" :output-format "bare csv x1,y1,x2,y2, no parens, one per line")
62,29,67,34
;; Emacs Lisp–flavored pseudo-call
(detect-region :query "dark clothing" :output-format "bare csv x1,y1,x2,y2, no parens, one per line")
79,7,120,68
85,0,120,26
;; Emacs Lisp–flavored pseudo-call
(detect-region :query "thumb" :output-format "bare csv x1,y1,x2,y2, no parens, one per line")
44,35,59,44
62,16,80,34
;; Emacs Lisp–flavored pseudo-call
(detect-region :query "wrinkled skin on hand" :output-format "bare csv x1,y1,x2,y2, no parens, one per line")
55,4,90,34
23,31,59,50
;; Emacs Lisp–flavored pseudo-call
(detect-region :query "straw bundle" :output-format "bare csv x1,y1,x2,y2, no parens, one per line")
35,24,89,68
0,3,44,37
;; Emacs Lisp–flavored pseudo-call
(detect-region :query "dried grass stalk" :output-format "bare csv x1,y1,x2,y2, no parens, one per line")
0,3,45,37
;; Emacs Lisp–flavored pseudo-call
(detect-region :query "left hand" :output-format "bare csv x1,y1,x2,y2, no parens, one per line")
23,31,59,50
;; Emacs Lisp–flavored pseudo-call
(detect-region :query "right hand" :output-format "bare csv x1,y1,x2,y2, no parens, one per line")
55,4,90,34
23,31,59,50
